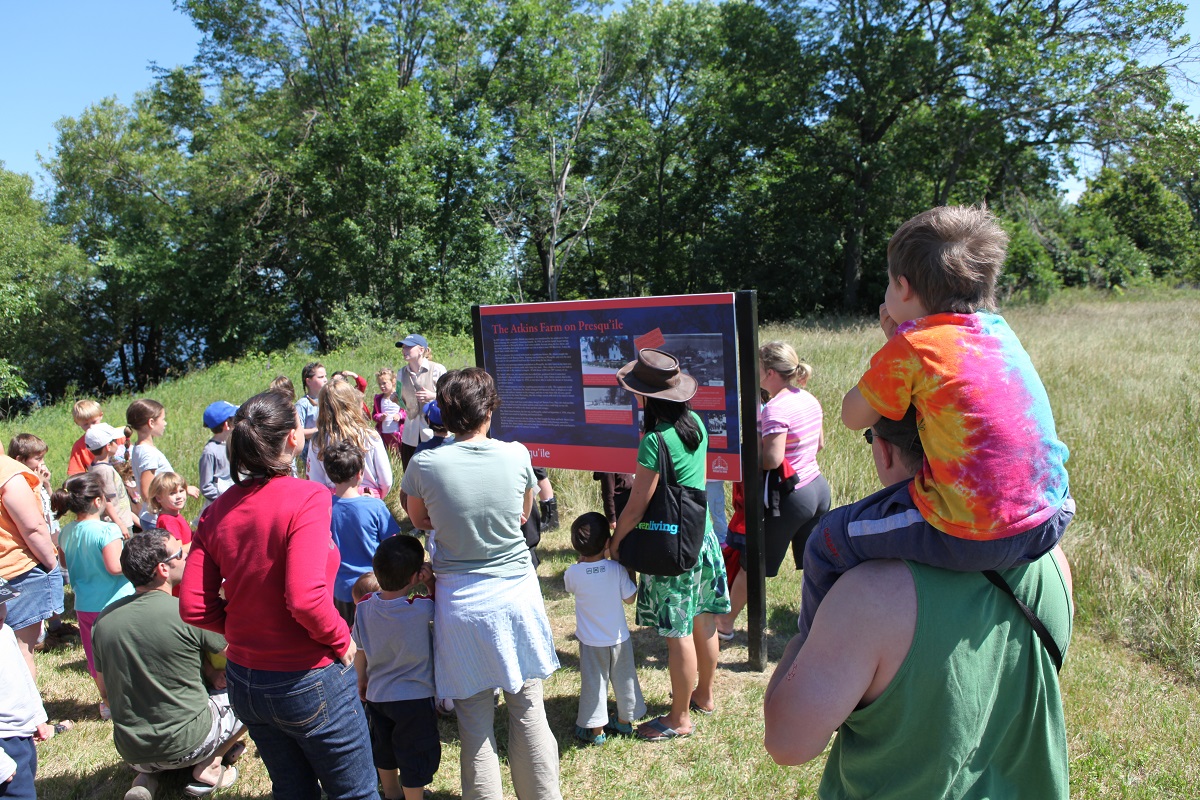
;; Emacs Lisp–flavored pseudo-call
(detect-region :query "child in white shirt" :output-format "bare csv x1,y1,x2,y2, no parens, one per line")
1,581,56,794
564,512,646,745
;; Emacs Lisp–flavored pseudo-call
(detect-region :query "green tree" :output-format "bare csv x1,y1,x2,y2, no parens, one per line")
784,0,1189,309
483,0,640,302
1080,162,1199,279
0,166,93,402
45,97,194,389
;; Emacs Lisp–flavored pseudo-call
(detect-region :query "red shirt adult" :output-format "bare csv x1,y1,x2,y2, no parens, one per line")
179,476,350,671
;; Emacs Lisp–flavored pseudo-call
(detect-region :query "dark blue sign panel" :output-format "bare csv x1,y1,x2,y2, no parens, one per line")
475,294,741,481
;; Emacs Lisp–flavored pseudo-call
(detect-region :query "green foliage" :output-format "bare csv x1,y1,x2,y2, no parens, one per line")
0,166,93,402
14,0,1198,404
999,217,1060,303
1079,163,1200,279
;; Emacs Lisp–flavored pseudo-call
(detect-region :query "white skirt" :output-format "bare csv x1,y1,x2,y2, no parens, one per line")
433,567,560,699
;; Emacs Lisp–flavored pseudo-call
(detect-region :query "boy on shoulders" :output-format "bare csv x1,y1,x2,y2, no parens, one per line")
799,205,1074,641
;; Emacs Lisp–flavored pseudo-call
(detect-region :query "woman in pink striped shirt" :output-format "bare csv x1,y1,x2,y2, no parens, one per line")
719,341,831,638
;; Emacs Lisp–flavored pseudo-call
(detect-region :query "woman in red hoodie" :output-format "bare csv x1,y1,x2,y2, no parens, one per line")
180,391,376,800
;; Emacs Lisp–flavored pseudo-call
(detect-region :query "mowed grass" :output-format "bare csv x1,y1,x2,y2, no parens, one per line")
6,290,1200,798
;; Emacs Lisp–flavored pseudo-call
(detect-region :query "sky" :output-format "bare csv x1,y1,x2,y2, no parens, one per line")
0,0,203,191
2,0,1199,200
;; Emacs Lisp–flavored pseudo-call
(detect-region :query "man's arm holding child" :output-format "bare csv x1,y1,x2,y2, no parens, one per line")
764,561,915,766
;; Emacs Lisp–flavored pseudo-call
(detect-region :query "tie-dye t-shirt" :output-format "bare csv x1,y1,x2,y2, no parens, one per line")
857,312,1069,540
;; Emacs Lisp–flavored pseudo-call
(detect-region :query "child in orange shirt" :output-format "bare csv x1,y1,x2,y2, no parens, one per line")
67,400,104,476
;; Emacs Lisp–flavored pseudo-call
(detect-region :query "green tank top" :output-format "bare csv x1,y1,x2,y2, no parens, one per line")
819,556,1072,799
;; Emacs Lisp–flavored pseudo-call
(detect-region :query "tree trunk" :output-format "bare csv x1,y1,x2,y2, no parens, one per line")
842,164,873,310
842,219,863,310
536,237,555,302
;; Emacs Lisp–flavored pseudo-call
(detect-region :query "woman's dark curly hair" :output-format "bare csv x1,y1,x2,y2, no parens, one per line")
436,368,501,436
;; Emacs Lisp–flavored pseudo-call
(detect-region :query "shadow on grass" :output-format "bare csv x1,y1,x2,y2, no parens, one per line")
541,688,670,753
537,572,570,603
43,696,102,725
51,655,89,675
534,545,576,564
435,711,462,746
555,645,580,671
697,602,800,674
35,762,194,800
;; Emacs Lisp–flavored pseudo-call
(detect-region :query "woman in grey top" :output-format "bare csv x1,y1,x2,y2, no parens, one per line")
401,368,561,800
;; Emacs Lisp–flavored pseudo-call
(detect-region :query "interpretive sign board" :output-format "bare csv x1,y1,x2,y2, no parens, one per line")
472,294,742,482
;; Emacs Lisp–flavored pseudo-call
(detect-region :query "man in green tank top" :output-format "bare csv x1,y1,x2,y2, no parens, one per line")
763,410,1072,799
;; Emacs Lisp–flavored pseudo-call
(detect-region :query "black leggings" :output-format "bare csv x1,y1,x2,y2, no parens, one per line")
764,474,831,578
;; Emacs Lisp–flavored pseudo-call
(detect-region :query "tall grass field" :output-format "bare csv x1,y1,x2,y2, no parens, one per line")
5,291,1199,798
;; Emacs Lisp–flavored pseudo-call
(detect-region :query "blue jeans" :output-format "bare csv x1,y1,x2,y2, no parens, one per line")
706,481,728,545
798,480,1075,640
226,660,376,800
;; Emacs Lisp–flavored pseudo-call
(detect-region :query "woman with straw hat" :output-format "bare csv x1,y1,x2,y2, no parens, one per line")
608,349,730,741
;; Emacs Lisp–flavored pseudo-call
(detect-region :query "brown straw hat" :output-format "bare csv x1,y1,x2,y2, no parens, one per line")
615,348,698,402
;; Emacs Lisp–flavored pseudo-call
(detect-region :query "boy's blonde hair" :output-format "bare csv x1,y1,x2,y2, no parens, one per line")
73,399,103,426
887,205,1008,315
759,341,813,387
148,471,187,513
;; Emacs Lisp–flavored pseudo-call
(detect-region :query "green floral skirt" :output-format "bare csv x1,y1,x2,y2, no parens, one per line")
635,530,731,637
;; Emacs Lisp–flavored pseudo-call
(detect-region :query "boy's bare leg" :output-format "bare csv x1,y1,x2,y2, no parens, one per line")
379,767,402,799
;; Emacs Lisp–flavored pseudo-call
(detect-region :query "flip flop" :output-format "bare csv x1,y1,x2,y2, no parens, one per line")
637,716,692,742
184,765,238,797
221,742,246,767
689,699,716,716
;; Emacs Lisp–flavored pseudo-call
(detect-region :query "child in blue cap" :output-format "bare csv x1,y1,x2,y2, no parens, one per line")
198,401,238,509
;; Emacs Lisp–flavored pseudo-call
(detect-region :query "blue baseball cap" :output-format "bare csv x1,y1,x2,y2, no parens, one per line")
397,333,429,349
202,401,239,429
422,400,443,428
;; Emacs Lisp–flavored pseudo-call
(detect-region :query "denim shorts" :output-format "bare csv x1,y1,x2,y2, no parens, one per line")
4,565,64,632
